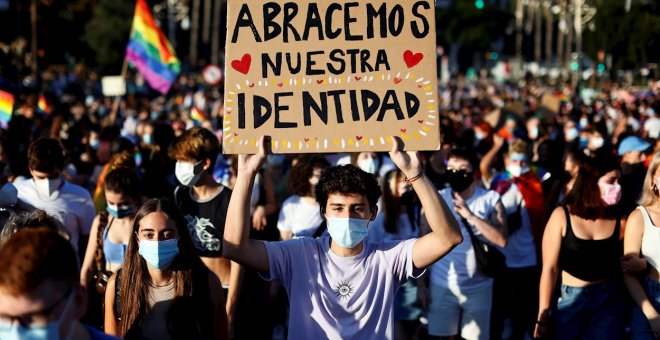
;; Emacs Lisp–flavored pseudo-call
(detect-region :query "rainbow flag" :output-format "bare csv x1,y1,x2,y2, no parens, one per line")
125,0,180,94
0,90,14,127
191,106,206,123
37,95,51,115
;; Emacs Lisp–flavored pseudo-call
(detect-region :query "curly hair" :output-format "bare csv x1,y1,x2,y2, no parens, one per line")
315,164,381,213
287,155,330,197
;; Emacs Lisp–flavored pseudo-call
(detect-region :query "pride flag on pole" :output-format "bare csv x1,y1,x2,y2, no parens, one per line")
125,0,180,94
37,95,51,115
190,106,206,124
0,90,14,128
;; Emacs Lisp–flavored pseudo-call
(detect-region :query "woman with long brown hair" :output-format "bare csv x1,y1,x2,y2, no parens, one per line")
104,198,227,339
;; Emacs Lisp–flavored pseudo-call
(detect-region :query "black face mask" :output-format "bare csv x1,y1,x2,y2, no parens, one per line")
446,169,473,193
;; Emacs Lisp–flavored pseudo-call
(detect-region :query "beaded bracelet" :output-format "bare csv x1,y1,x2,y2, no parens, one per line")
404,171,424,184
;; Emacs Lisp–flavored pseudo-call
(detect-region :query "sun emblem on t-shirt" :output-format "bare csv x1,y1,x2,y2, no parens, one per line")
334,280,354,300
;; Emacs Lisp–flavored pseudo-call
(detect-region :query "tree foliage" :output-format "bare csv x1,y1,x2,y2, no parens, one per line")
583,0,660,69
437,1,513,51
81,0,132,71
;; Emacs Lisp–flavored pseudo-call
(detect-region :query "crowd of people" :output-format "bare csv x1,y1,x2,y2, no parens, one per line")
2,42,660,339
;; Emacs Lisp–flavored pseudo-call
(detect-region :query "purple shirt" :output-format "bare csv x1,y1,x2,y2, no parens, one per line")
261,237,423,339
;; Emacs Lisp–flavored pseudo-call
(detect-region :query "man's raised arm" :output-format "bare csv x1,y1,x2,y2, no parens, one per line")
388,137,463,269
222,136,270,272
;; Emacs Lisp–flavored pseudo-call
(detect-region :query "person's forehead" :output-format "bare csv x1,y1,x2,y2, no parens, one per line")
326,193,369,205
0,281,66,317
447,157,470,168
105,190,128,202
139,212,175,231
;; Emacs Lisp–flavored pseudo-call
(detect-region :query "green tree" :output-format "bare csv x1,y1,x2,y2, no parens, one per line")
81,0,132,71
437,1,512,53
584,0,660,70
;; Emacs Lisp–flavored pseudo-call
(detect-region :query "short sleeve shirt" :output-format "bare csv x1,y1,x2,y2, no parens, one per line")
260,237,423,339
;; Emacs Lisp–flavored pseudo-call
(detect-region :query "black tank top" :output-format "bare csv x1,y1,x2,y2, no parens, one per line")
559,205,622,282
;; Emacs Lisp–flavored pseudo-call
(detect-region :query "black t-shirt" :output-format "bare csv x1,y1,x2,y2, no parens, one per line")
175,185,231,257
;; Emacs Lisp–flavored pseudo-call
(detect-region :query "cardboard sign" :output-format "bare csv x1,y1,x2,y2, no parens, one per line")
101,76,127,97
223,0,440,154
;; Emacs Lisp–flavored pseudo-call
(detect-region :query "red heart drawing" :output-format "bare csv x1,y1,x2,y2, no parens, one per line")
248,83,255,88
316,79,324,84
304,138,310,142
400,129,407,133
355,76,362,81
417,120,424,123
231,54,251,74
356,136,363,141
403,50,423,68
277,82,283,88
233,132,238,137
394,78,402,84
418,84,424,88
226,108,232,113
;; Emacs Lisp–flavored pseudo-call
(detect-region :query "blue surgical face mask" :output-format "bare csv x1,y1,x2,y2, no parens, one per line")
358,158,380,175
326,216,370,249
90,139,100,150
0,288,76,340
142,134,152,145
106,203,134,219
138,238,179,269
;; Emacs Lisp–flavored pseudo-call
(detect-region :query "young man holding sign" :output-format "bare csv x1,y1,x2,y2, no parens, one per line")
223,136,462,338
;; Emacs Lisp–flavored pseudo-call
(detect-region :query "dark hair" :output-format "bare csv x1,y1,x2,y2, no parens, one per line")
104,167,142,202
27,137,65,174
0,229,77,296
287,155,330,197
111,137,135,155
0,209,69,245
381,170,418,234
117,198,211,338
447,147,477,171
564,154,620,220
315,164,381,214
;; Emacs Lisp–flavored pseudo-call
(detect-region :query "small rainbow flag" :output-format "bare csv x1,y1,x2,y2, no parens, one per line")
125,0,180,94
190,106,206,123
0,90,14,128
37,95,51,115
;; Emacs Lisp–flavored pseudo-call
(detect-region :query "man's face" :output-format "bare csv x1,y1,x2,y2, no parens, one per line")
0,280,80,335
324,193,376,221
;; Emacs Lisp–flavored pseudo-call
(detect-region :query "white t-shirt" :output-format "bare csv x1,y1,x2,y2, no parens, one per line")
368,212,418,243
261,237,423,339
430,187,501,291
496,183,538,268
644,117,660,139
277,195,324,238
14,178,95,252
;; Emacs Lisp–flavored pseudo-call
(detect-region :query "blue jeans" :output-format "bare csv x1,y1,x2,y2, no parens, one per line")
631,278,660,340
554,280,626,340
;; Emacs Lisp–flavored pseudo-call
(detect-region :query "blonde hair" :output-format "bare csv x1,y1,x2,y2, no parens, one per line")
507,139,529,157
639,152,660,206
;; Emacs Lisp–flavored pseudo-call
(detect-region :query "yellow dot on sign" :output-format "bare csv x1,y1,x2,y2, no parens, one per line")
348,138,354,145
249,139,256,146
226,94,234,98
385,136,392,143
421,126,430,132
334,139,340,145
271,140,276,148
427,104,435,110
282,139,287,147
410,73,415,78
424,86,433,91
271,80,276,86
401,133,410,140
413,132,421,139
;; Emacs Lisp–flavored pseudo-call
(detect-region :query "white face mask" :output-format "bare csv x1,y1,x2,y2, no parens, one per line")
590,136,605,149
0,182,18,206
507,165,530,178
34,177,62,198
358,158,380,175
175,160,203,186
528,126,539,140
